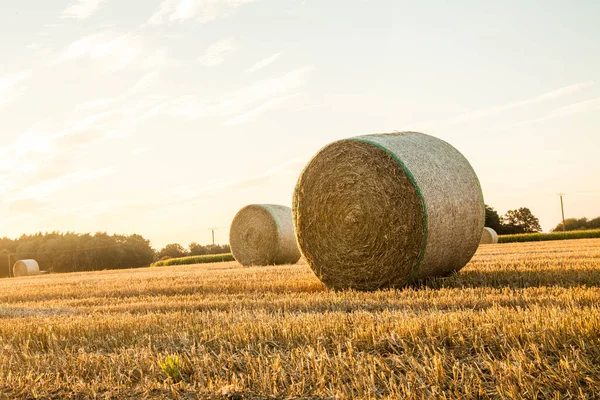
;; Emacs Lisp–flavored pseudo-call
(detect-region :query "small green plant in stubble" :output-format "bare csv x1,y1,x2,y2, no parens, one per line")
158,355,184,383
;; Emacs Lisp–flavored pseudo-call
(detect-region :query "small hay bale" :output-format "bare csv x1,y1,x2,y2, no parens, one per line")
13,259,41,277
293,131,485,291
230,204,301,266
480,227,499,244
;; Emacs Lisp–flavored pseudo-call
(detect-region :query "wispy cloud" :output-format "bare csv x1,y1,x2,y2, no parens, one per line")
61,0,107,19
0,130,107,204
216,66,313,116
407,81,594,130
553,96,600,117
52,31,178,71
147,0,259,25
491,96,600,132
0,90,168,206
152,156,309,207
0,128,58,174
167,66,313,122
78,71,164,111
234,156,308,190
7,168,115,203
28,155,310,221
0,70,32,106
49,199,125,219
224,94,298,126
246,52,281,73
0,124,115,206
198,38,236,67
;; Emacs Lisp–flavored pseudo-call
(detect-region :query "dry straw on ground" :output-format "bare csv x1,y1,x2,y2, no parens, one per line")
12,259,40,277
293,132,485,291
480,227,499,244
230,204,301,266
0,239,599,398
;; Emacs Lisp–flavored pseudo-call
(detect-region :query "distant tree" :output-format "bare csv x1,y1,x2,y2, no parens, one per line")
485,205,502,232
552,217,588,232
0,237,16,277
0,231,155,276
188,242,207,256
0,237,16,253
503,207,542,233
589,217,600,229
552,216,600,232
118,234,155,269
158,244,187,259
206,244,231,254
189,242,231,255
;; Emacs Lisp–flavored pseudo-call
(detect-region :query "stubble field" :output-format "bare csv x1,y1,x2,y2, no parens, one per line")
0,239,599,399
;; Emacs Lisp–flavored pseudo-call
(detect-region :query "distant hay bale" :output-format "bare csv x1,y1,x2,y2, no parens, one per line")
293,132,485,291
480,227,499,244
13,260,41,277
230,204,301,266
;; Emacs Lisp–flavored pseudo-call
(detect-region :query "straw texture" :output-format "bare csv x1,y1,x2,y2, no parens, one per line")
480,227,499,244
230,204,301,266
13,259,40,277
293,132,485,291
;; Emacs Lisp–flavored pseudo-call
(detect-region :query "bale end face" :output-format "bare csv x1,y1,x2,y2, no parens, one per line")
230,204,301,266
293,132,484,291
293,140,425,290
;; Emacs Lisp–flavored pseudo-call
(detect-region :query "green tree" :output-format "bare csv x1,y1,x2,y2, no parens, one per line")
503,207,542,233
485,205,502,232
552,216,600,231
552,217,588,232
158,244,187,259
188,242,207,256
589,217,600,229
117,234,155,269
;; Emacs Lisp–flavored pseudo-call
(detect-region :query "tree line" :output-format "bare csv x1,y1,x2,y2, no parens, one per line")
485,205,542,234
552,216,600,232
0,232,229,278
156,243,231,260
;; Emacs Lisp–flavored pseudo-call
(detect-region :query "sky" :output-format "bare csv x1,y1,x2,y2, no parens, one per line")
0,0,599,249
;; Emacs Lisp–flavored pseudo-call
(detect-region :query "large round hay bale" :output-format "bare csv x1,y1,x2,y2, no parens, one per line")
480,227,499,244
293,131,485,291
230,204,301,266
13,259,41,277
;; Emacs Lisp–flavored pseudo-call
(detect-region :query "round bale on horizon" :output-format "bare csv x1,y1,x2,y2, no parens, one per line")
293,131,485,291
230,204,301,266
480,227,499,244
13,259,41,277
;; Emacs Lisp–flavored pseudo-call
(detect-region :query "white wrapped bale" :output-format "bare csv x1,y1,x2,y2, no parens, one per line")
13,260,41,277
480,227,499,244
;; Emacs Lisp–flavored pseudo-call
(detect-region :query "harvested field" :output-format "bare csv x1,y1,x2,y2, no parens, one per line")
0,239,599,399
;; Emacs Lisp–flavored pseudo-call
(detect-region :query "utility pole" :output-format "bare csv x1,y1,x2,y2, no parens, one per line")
208,228,218,246
557,193,566,231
